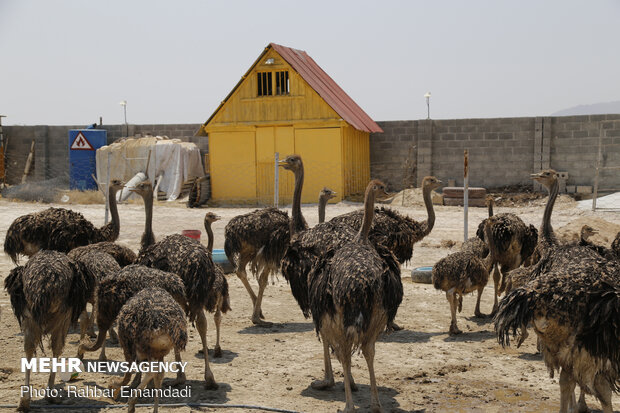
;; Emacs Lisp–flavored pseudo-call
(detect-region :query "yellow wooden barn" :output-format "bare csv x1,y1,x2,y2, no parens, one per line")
197,43,383,204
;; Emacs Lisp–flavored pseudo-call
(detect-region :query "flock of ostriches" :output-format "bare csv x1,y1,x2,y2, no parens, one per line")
2,155,619,413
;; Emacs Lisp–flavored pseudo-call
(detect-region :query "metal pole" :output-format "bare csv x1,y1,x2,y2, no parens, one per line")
104,153,111,224
464,149,469,241
592,126,602,211
274,152,279,208
0,115,6,187
124,105,128,137
426,97,430,119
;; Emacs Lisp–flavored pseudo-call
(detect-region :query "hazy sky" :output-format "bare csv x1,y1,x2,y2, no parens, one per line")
1,0,619,125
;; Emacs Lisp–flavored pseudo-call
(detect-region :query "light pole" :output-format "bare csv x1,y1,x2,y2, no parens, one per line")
119,100,128,137
424,92,431,119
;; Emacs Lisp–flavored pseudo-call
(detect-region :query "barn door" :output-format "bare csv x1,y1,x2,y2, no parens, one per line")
255,126,295,206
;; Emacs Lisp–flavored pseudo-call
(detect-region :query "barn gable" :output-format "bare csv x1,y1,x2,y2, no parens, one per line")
198,43,382,134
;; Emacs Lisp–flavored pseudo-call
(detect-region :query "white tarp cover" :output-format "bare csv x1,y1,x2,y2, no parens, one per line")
96,136,204,201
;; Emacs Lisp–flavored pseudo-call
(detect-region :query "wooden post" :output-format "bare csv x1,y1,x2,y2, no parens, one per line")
464,149,469,241
21,140,35,184
274,152,279,208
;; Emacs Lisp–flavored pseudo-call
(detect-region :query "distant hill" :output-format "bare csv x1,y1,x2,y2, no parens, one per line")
552,100,620,116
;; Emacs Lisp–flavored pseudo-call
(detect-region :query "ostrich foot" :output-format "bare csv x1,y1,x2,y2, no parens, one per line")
213,345,222,358
98,351,107,362
204,371,218,390
311,378,335,390
474,310,487,318
170,372,186,387
449,324,462,336
386,321,403,332
370,404,384,413
251,315,273,327
516,330,529,348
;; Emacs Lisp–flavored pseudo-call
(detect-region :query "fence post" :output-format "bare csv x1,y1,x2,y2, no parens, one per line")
464,149,469,241
274,152,279,208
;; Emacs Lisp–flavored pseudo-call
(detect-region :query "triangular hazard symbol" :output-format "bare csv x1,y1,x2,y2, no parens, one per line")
71,132,95,150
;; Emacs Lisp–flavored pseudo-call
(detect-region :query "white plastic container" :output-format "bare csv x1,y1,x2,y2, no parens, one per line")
117,172,147,201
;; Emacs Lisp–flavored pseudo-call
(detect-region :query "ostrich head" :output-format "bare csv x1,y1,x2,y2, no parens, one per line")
421,176,442,190
580,225,598,241
367,179,390,201
530,169,558,189
204,212,221,225
486,195,495,206
129,180,153,198
278,154,303,172
319,187,336,202
109,179,125,191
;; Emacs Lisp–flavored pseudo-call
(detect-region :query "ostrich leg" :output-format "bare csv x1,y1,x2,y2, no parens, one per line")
195,309,218,389
213,309,223,358
474,285,485,318
447,290,462,335
362,342,383,413
559,368,577,413
311,332,335,390
251,267,272,326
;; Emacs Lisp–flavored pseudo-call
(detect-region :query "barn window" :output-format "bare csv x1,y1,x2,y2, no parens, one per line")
257,72,272,96
275,71,289,95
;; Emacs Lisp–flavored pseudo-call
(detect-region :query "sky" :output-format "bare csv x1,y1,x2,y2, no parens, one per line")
1,0,619,125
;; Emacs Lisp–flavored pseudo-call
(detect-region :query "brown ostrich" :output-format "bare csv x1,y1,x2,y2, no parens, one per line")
495,169,620,413
132,181,219,389
223,154,306,326
68,241,137,267
203,212,231,358
432,249,494,335
4,179,125,263
71,251,121,357
612,231,620,258
110,287,187,413
329,175,442,264
4,250,95,411
318,187,337,223
308,179,403,413
479,198,538,314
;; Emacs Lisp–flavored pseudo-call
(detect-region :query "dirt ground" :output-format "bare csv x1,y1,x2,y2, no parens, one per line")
0,196,618,412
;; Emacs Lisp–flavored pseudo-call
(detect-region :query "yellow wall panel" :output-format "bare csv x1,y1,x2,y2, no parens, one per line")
293,128,343,203
209,131,256,201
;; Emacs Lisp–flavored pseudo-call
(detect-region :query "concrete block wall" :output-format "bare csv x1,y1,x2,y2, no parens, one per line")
370,114,620,192
3,123,205,186
4,115,619,192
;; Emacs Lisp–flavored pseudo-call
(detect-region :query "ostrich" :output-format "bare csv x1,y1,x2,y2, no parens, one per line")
132,181,219,389
203,211,231,358
318,187,336,223
223,154,307,326
71,250,121,356
308,179,403,413
4,179,125,263
4,250,95,411
495,169,620,413
479,199,538,314
612,231,620,258
110,287,187,413
68,241,137,267
329,175,442,264
77,264,188,381
432,249,494,335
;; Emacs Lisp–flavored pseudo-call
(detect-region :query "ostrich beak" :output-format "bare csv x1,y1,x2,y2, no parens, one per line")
278,159,289,167
530,172,542,180
213,215,222,221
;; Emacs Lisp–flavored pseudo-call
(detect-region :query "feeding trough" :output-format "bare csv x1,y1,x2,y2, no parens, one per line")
212,248,235,274
411,266,433,284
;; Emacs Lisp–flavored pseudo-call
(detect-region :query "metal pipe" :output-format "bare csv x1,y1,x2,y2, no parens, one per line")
274,152,279,208
463,149,469,241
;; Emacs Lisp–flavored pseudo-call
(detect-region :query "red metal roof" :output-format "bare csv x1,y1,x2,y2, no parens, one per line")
270,43,383,133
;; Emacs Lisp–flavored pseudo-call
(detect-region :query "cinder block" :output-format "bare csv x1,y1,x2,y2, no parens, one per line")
576,186,592,194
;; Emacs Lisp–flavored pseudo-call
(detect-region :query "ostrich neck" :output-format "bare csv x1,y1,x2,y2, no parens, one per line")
355,189,376,243
318,197,328,224
141,191,155,250
290,166,307,234
488,202,494,217
540,178,559,251
205,222,214,253
420,185,435,235
101,186,120,240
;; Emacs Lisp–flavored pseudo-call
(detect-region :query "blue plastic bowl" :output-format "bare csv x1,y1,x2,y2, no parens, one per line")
212,249,235,274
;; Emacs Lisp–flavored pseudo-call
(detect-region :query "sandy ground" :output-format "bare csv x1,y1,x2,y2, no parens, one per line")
0,196,618,413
